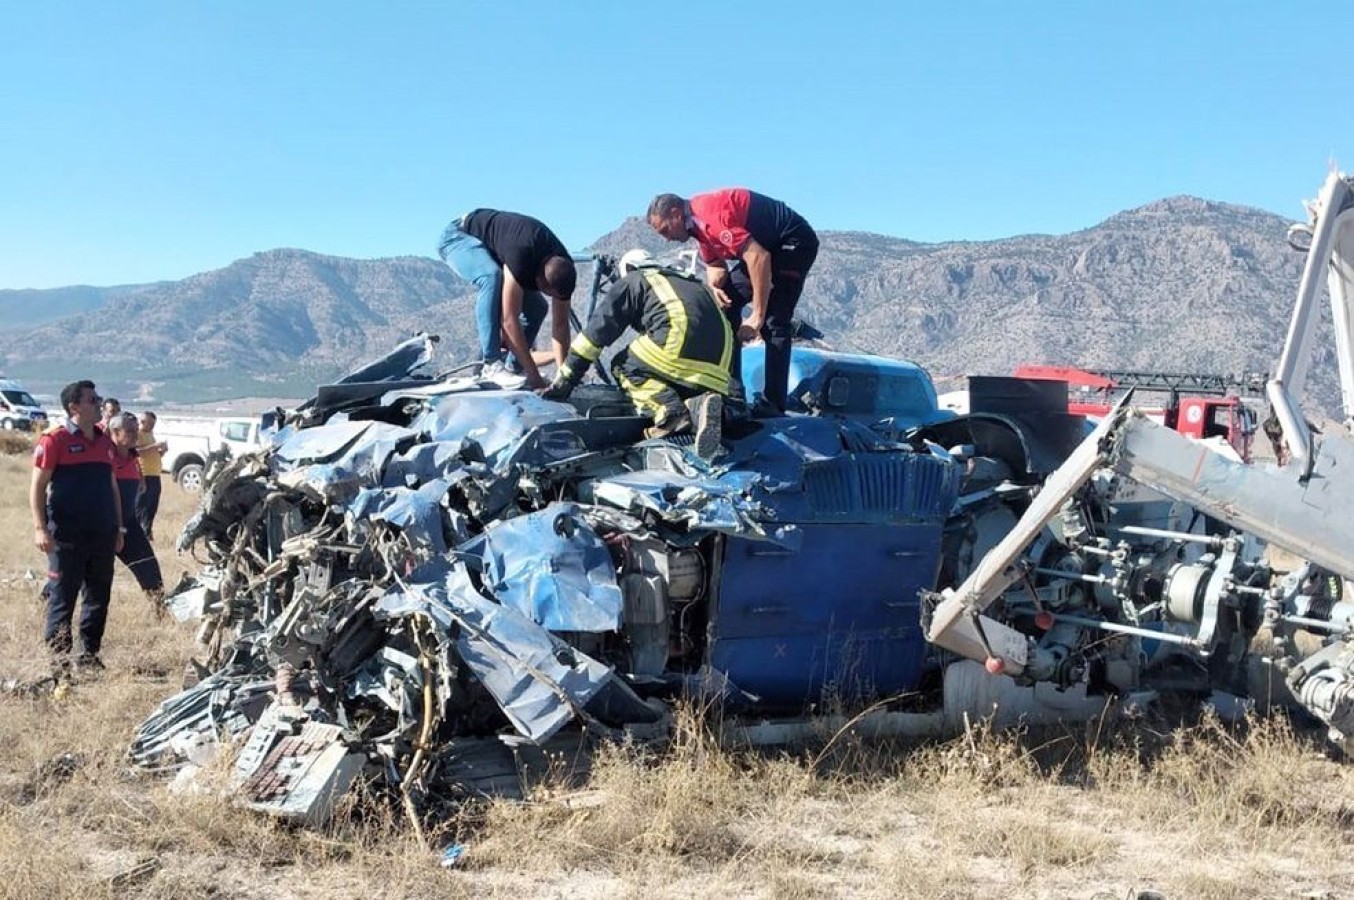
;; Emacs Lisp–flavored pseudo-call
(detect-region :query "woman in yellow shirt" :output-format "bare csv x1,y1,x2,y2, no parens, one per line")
136,411,168,541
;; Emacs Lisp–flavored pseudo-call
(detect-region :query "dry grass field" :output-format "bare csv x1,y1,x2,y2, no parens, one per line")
1,436,1352,899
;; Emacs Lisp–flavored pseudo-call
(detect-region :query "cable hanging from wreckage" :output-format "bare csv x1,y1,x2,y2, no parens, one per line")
129,173,1354,830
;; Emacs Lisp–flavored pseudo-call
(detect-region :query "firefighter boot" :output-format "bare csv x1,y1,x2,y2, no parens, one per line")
686,393,725,461
642,408,694,441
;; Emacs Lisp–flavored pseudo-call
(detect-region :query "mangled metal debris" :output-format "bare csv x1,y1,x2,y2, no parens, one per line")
134,331,967,824
132,175,1354,829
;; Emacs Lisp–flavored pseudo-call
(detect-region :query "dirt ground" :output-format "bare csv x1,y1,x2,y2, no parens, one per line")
1,443,1352,900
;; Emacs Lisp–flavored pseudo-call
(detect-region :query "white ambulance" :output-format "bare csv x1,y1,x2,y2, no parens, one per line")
0,376,50,431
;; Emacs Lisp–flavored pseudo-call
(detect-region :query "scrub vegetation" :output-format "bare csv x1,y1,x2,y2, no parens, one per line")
1,458,1351,899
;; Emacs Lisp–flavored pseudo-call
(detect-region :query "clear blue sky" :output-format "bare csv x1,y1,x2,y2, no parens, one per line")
2,1,1351,289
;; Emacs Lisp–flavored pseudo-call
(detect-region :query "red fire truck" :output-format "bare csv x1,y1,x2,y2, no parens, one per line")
1013,365,1263,462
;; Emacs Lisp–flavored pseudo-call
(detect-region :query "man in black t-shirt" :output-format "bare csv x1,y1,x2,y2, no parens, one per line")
438,209,577,389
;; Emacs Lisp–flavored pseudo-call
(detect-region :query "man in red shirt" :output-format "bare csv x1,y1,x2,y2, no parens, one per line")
647,188,819,413
107,413,165,606
30,380,124,671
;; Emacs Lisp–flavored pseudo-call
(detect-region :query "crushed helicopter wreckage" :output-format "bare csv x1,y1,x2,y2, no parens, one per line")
132,332,975,825
132,170,1354,829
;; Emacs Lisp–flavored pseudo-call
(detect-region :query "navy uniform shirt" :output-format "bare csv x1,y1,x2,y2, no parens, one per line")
33,420,118,540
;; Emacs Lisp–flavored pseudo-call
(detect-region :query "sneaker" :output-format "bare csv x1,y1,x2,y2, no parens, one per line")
642,411,693,441
478,360,524,388
686,393,725,460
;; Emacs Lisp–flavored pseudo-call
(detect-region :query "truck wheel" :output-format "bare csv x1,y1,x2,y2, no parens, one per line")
0,418,14,431
176,463,205,493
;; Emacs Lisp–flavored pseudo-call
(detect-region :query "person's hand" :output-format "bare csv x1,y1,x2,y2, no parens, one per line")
524,373,549,391
539,378,575,401
738,316,764,344
712,287,735,309
34,526,53,553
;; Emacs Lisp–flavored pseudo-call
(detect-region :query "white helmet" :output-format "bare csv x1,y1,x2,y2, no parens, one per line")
618,248,657,277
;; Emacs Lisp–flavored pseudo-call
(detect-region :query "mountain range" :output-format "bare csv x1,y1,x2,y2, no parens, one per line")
0,198,1334,411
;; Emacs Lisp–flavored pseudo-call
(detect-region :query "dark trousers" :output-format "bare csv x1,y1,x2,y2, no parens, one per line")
724,238,819,411
136,475,161,540
118,520,164,592
610,348,706,426
45,531,118,656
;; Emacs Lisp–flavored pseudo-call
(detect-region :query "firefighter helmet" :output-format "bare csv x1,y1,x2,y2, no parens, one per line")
618,248,658,276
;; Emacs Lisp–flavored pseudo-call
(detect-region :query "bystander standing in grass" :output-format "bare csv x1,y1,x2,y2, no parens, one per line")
29,380,124,673
100,397,121,429
135,410,167,541
107,413,165,617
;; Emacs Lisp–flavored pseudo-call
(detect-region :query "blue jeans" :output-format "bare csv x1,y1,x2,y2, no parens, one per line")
438,219,550,368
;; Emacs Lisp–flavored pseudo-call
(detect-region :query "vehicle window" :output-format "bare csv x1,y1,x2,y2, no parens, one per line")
1,390,37,407
222,422,251,442
1205,405,1231,439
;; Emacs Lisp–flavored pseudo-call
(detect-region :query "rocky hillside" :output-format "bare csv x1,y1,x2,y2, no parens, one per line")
0,197,1334,409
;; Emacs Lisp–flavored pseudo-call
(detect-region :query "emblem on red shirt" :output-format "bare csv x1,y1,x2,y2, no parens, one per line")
720,229,734,248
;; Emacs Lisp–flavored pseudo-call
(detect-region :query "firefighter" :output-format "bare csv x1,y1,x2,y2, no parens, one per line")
541,249,732,458
647,188,819,414
29,380,124,672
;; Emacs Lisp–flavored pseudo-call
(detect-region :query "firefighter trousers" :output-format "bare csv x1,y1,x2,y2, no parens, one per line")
610,348,717,426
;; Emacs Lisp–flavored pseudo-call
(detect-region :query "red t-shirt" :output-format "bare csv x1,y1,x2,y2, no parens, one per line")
688,188,754,264
111,448,142,482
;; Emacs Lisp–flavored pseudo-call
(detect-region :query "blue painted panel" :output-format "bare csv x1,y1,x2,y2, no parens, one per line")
707,523,940,705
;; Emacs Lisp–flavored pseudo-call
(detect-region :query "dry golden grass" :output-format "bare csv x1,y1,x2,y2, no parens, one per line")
2,458,1353,898
0,431,34,457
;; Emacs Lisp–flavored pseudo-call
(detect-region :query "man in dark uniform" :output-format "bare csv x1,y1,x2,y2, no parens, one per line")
647,188,819,413
541,250,732,458
29,380,124,671
438,208,577,390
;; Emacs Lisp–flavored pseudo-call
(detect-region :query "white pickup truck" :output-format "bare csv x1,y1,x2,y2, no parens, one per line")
157,416,268,492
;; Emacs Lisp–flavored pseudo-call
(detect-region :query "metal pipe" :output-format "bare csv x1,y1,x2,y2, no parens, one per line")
1034,567,1110,585
1269,172,1351,476
1117,525,1222,546
1281,615,1351,635
1050,612,1200,646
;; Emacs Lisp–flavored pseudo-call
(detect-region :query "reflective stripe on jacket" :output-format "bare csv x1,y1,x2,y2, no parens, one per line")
562,268,732,394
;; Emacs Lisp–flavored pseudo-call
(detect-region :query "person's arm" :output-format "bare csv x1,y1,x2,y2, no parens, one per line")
499,266,546,388
111,471,124,553
738,238,772,342
30,466,54,553
542,280,634,397
705,262,734,308
549,297,571,369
